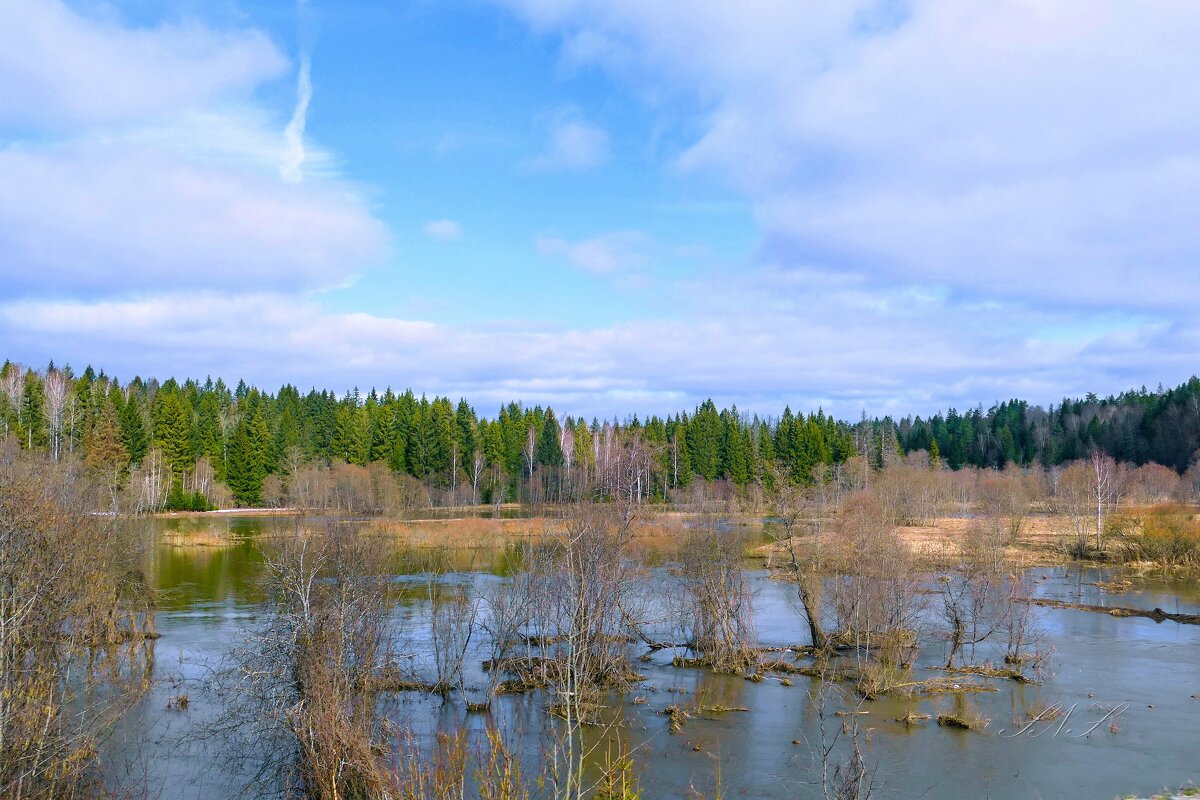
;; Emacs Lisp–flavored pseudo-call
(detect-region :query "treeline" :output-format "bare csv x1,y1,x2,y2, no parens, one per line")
895,379,1200,472
2,358,1199,511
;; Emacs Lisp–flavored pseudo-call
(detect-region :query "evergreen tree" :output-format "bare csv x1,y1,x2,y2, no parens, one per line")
331,402,368,464
119,397,149,466
226,404,271,506
85,401,129,509
19,372,47,450
193,393,225,474
153,389,193,480
536,410,564,468
688,400,722,481
273,405,302,472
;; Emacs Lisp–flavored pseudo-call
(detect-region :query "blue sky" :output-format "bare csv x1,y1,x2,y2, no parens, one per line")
2,0,1199,420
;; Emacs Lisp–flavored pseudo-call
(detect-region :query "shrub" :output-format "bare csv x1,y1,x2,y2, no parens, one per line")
1113,505,1200,566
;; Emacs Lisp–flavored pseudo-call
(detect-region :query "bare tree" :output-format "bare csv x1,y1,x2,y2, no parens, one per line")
979,465,1037,543
422,553,480,696
560,422,575,487
38,370,68,462
997,571,1046,672
1090,451,1122,550
831,492,925,695
525,425,536,486
471,449,485,505
211,524,397,799
130,447,169,513
520,505,643,799
0,364,22,441
1056,461,1097,557
767,476,829,650
1,445,155,799
938,519,1003,668
1125,462,1182,504
811,682,877,800
673,516,757,672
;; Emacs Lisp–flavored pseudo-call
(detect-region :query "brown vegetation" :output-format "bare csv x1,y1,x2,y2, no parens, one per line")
0,441,157,799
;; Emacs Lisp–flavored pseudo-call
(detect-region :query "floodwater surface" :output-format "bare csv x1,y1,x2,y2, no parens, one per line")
114,517,1200,800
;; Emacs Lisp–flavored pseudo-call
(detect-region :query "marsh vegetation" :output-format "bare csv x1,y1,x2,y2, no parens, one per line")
4,361,1200,798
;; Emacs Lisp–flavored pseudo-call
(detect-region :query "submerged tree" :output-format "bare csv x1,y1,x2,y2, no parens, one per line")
213,524,396,799
0,443,155,799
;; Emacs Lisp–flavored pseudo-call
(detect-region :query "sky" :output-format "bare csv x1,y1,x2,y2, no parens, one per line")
2,0,1199,421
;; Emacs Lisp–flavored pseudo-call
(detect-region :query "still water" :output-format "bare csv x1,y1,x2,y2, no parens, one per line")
117,516,1200,800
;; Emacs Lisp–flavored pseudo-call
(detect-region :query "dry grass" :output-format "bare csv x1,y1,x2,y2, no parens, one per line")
161,504,1199,569
371,513,692,554
936,712,989,731
161,528,237,548
755,513,1098,567
154,508,299,519
373,516,556,548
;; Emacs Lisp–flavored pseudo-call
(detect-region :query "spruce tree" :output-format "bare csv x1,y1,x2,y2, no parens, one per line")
536,410,564,468
153,390,194,480
227,405,271,506
85,402,129,509
119,398,149,466
193,392,225,474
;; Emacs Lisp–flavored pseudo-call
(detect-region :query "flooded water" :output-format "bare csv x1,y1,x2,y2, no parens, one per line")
116,517,1200,799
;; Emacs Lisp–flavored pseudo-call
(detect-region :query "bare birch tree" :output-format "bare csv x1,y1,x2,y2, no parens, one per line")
41,370,69,462
0,364,21,440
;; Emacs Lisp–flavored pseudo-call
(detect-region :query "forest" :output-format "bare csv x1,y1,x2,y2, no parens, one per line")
4,357,1200,800
3,359,1200,512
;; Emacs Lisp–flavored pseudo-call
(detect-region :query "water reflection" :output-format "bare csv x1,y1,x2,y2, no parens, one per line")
120,516,1200,800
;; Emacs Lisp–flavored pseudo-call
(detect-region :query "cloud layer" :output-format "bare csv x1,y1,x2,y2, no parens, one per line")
499,0,1200,310
528,109,610,171
1,0,287,125
3,0,1198,420
3,280,1193,418
0,0,387,297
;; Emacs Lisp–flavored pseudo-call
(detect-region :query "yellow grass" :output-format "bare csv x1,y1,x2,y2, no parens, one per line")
754,513,1086,567
160,528,236,548
370,513,692,551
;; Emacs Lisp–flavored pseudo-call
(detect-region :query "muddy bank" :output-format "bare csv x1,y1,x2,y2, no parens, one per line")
1022,598,1200,625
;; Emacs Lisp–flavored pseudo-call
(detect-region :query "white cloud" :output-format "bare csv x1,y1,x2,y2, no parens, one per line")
0,0,288,126
281,55,313,182
2,277,1190,419
528,109,610,171
0,142,387,292
536,231,651,274
497,0,1200,310
0,0,388,294
424,219,464,241
4,0,1198,418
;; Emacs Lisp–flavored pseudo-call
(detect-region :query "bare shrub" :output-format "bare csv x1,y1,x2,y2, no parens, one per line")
1125,463,1183,505
212,524,397,798
873,465,940,526
673,517,757,672
831,492,925,694
0,446,155,799
978,465,1039,543
767,476,830,649
1110,505,1200,567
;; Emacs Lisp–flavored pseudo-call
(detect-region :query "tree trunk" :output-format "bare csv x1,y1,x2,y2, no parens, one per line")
798,578,827,650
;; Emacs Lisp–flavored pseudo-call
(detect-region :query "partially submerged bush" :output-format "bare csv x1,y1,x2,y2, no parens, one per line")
1111,505,1200,566
0,443,156,799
